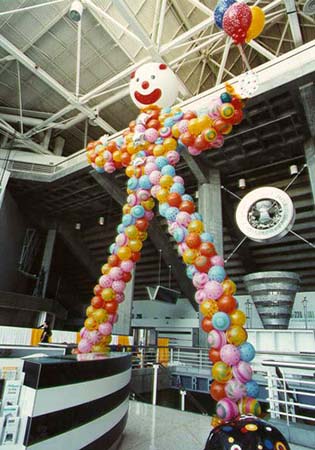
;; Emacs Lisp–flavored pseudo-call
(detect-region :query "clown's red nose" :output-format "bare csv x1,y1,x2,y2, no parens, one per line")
142,81,149,89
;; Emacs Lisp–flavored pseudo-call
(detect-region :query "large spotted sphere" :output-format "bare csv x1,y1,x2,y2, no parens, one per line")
130,63,179,109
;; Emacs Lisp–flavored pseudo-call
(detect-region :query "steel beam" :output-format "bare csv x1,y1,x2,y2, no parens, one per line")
284,0,303,47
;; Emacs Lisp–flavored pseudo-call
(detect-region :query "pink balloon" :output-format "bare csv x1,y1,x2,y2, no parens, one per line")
144,127,159,143
233,361,253,384
176,211,191,227
211,255,225,267
87,330,101,344
108,313,118,324
144,162,158,175
120,260,134,272
167,150,180,165
80,327,88,338
177,119,189,133
109,267,124,281
220,344,241,366
149,170,162,185
144,210,154,221
127,194,138,206
99,275,112,288
112,280,126,293
150,185,160,198
195,289,207,304
188,146,201,156
78,339,92,353
173,176,184,185
193,272,209,289
116,292,125,303
225,379,247,402
99,322,113,336
104,162,116,173
208,98,222,119
115,233,128,246
137,189,151,201
204,280,224,300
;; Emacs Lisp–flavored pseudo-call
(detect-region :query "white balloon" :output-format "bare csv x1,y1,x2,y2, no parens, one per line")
129,62,179,109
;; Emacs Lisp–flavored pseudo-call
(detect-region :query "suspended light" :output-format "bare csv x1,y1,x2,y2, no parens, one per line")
289,164,298,176
69,0,83,22
238,178,246,189
75,222,81,230
99,216,105,225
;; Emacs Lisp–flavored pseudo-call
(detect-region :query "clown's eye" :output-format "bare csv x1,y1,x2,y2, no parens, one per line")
151,75,155,79
136,78,140,82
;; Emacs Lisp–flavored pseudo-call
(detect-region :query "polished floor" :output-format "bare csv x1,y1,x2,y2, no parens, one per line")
118,400,310,450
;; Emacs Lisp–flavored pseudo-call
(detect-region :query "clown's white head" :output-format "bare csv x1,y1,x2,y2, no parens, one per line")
129,62,179,109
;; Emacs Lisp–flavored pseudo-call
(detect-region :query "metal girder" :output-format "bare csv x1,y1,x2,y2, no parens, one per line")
112,0,191,97
90,170,197,308
181,148,208,185
284,0,303,47
0,34,116,135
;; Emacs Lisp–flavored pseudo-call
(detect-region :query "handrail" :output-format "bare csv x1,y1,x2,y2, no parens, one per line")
262,360,315,370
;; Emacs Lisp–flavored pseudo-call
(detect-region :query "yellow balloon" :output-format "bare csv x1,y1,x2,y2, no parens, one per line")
160,175,174,189
125,165,134,178
188,118,202,136
117,246,132,261
172,123,180,138
84,317,97,331
222,279,237,295
188,220,204,234
226,325,248,346
86,305,95,317
91,343,107,353
230,309,246,327
101,263,110,275
200,299,218,318
93,308,108,323
183,248,198,265
95,155,104,167
128,239,143,252
138,231,148,241
153,144,165,157
197,115,213,130
122,204,131,215
141,198,155,210
246,6,265,42
101,288,115,301
156,187,169,202
163,137,177,152
125,225,138,239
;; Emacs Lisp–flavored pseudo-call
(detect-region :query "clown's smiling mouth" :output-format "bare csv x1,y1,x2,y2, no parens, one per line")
134,89,161,105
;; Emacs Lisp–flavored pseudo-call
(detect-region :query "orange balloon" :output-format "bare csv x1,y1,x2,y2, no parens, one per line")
210,381,227,401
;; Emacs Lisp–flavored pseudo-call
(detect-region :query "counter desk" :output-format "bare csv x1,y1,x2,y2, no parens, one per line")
0,352,132,450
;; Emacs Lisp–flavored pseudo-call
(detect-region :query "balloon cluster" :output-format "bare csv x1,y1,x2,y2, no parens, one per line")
82,62,260,426
215,0,265,44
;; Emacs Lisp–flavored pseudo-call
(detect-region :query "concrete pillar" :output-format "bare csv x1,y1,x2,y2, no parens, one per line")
41,229,57,298
198,168,224,256
300,83,315,205
198,168,223,347
113,269,135,336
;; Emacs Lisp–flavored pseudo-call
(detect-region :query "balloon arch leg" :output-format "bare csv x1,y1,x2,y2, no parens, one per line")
79,63,290,449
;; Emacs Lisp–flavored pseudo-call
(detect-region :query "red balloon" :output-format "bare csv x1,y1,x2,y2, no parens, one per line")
201,317,213,333
122,272,132,282
180,131,195,147
91,296,104,309
194,255,211,273
179,200,195,214
200,242,216,257
210,381,227,401
183,111,197,120
131,251,141,262
108,254,120,267
194,135,209,150
222,3,252,44
209,348,222,364
185,232,201,249
167,192,182,208
104,300,118,314
217,295,237,314
136,218,149,231
93,284,103,297
229,109,243,125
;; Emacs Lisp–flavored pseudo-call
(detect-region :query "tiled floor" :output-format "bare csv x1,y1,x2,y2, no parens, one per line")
117,400,311,450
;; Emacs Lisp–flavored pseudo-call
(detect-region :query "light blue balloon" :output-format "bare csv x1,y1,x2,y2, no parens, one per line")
162,106,171,114
127,177,138,190
209,265,226,282
109,243,116,254
155,156,168,169
173,227,186,243
139,175,152,189
164,117,175,127
239,342,256,362
161,165,176,177
201,232,214,243
122,214,135,226
170,182,185,195
186,265,197,279
212,312,230,331
246,380,260,398
191,212,203,221
131,205,145,218
173,111,184,122
95,167,104,173
159,202,169,217
117,224,124,234
182,194,193,202
165,207,179,222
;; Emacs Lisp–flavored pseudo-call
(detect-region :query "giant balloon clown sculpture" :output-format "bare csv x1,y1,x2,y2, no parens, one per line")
79,5,291,448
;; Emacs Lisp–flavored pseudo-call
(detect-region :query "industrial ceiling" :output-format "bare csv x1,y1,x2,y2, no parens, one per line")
0,0,314,328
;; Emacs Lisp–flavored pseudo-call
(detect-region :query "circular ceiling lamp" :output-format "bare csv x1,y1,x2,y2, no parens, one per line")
303,0,315,15
69,0,83,22
235,186,295,243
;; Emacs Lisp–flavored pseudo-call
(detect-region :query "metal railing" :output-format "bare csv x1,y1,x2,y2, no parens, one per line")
262,360,315,426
